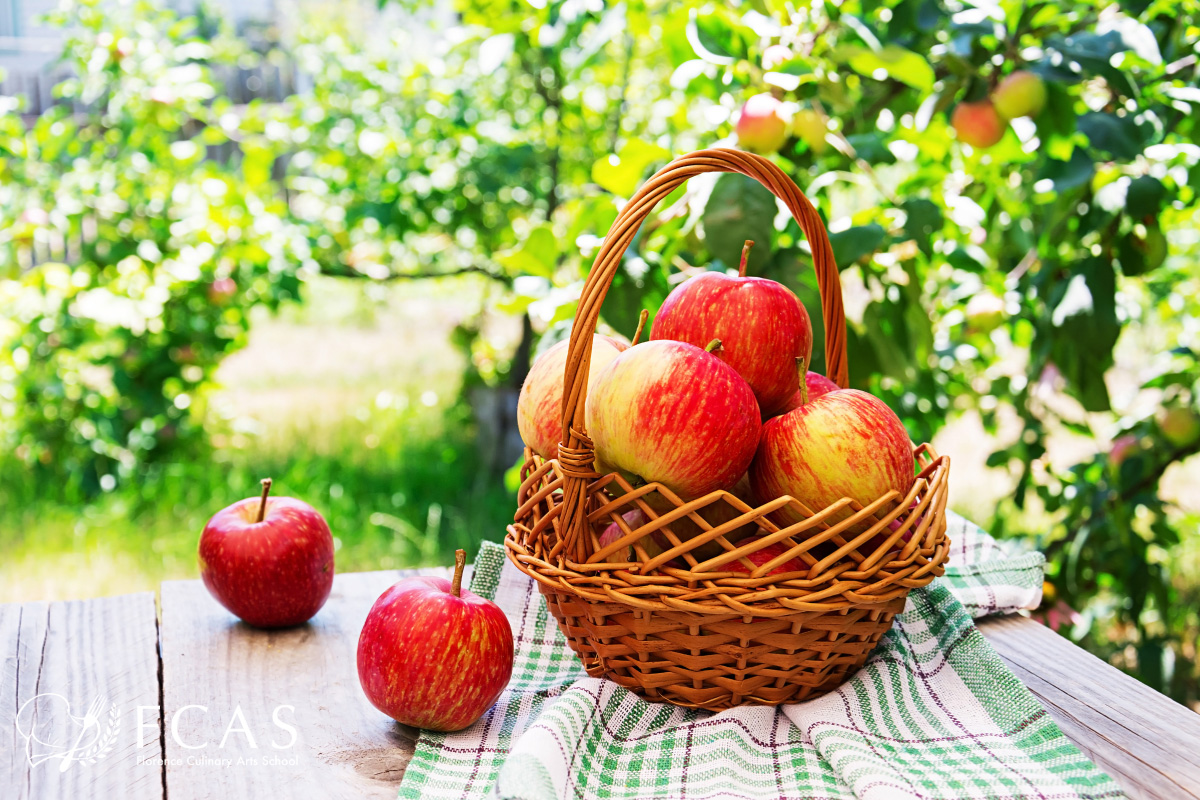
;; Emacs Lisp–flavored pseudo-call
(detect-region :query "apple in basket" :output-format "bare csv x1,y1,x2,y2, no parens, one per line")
650,241,813,417
751,388,915,528
357,550,514,732
586,339,761,499
198,478,335,628
777,369,840,415
860,502,926,560
726,537,805,576
597,508,681,566
517,334,629,461
596,475,761,567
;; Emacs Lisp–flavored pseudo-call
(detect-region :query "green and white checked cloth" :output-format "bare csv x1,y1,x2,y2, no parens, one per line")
399,512,1125,800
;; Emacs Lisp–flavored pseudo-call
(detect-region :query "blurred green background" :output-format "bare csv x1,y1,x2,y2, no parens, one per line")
1,0,1198,706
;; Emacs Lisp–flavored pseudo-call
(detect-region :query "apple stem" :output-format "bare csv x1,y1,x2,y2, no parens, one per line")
630,309,649,346
705,338,723,354
738,240,754,277
451,549,466,597
795,356,809,407
256,478,272,523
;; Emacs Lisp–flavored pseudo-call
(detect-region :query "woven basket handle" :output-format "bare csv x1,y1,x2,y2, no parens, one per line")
554,148,848,563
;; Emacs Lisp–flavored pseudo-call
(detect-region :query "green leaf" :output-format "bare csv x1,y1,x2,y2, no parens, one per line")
1034,81,1077,153
591,140,671,199
1078,112,1145,161
842,45,934,92
845,133,896,165
1036,149,1095,192
1126,175,1166,218
901,199,943,258
829,224,887,270
603,255,670,337
496,223,558,278
701,173,776,274
1116,226,1167,276
1048,257,1120,411
687,9,748,64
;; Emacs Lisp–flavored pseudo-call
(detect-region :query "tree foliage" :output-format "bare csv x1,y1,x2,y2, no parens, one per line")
2,0,1199,699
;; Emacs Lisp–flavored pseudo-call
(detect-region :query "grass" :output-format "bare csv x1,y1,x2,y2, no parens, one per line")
0,276,518,602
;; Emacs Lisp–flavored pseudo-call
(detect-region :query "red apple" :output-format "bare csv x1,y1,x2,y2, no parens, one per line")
199,479,335,628
1158,407,1200,448
650,241,813,416
727,536,804,575
518,334,628,461
208,277,237,304
778,371,840,415
597,508,682,566
598,484,759,566
750,389,915,527
586,339,761,499
951,100,1006,149
357,550,514,732
1108,434,1140,471
736,93,789,155
859,502,923,558
992,71,1046,120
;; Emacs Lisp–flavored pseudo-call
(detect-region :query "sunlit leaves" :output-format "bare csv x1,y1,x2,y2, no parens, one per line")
496,223,558,278
838,45,935,92
1078,112,1148,161
701,174,776,273
591,140,671,198
829,224,887,270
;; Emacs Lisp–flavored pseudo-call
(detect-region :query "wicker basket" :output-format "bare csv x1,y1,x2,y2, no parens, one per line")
505,148,951,710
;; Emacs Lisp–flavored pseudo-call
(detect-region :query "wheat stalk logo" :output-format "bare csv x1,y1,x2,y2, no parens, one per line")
16,693,120,771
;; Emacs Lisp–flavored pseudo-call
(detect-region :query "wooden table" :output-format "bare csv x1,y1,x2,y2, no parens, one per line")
3,569,1199,800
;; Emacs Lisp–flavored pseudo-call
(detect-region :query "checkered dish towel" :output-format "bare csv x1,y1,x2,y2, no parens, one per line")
398,512,1124,800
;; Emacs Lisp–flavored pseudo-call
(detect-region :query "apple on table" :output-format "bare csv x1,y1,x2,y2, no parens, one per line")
198,478,335,628
357,550,514,732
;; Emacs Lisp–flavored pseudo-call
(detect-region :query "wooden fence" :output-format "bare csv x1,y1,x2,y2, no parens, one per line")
1,57,299,270
0,59,298,121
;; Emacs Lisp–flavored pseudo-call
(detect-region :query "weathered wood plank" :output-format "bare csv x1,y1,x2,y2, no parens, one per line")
0,594,163,800
160,568,451,800
978,614,1200,800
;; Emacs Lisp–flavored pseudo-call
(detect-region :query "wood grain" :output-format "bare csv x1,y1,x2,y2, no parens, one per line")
978,614,1200,800
160,568,451,800
0,593,163,800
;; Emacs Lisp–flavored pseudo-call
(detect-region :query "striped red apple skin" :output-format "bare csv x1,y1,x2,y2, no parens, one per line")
727,537,805,575
517,334,627,461
751,389,915,527
585,340,761,499
650,272,812,416
356,575,514,732
199,495,334,628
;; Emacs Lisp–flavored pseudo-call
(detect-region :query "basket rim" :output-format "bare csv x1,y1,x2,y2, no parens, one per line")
506,444,951,617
